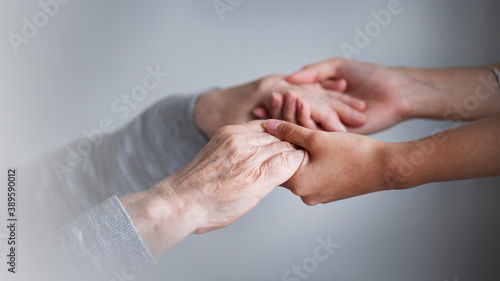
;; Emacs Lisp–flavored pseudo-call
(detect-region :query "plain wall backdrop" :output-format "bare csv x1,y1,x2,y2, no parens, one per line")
2,0,500,280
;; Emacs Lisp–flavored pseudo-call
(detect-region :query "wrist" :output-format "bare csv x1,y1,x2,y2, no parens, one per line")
370,140,397,191
391,66,425,120
380,140,428,190
120,177,199,258
194,88,225,138
194,82,264,138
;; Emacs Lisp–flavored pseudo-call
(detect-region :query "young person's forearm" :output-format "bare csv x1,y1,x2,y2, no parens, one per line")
397,64,500,121
386,112,500,189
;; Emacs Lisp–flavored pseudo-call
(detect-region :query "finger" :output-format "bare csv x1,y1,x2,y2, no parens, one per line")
269,93,284,119
259,149,305,188
297,98,320,130
312,106,346,132
245,132,285,146
255,140,298,163
321,79,348,92
283,91,298,124
253,107,270,119
325,90,366,111
287,58,345,84
263,119,313,148
325,99,367,127
241,119,267,132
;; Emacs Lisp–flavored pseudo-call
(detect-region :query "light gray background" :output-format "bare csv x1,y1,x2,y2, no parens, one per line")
2,0,500,280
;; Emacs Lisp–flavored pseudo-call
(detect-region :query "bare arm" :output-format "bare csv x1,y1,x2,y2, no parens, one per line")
400,63,500,121
286,58,500,134
387,112,500,189
263,113,500,205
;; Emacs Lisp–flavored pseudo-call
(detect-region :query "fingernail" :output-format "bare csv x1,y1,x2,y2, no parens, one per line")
264,119,282,131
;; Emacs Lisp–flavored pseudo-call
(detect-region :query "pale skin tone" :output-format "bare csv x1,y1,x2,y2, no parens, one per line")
119,60,500,258
120,121,305,258
119,74,360,258
263,58,500,205
195,74,367,137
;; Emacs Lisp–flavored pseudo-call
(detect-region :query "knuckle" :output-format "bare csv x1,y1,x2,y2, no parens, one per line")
279,151,295,167
216,125,235,138
225,135,241,150
258,74,284,92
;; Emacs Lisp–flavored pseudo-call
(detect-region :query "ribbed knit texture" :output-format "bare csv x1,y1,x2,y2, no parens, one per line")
22,91,210,280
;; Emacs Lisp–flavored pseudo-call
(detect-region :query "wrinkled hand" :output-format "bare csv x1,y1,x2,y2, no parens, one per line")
287,58,412,134
161,120,305,233
264,119,389,205
121,120,305,258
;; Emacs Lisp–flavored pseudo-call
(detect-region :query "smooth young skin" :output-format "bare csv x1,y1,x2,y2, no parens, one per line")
260,58,500,205
264,113,500,206
264,119,387,205
284,58,500,134
120,121,305,258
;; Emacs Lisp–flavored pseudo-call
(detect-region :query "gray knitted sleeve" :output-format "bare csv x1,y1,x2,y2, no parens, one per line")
47,196,156,281
26,91,210,280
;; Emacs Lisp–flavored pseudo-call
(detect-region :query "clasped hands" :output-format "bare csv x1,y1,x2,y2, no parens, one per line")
188,58,408,212
129,59,414,258
121,58,500,259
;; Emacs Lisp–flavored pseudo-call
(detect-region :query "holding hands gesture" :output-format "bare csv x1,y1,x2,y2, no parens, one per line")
286,58,411,134
261,59,500,206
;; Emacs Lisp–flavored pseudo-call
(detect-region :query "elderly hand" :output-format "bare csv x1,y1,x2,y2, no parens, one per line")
195,74,367,138
120,120,305,257
263,119,389,206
